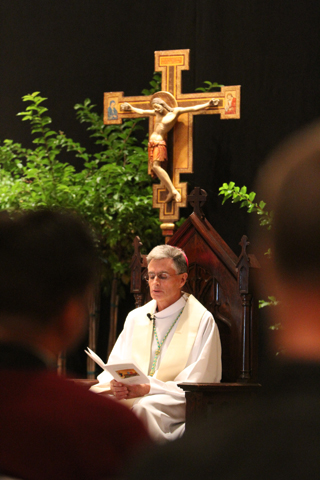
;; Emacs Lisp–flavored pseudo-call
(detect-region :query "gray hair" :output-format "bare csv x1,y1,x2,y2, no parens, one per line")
147,245,188,273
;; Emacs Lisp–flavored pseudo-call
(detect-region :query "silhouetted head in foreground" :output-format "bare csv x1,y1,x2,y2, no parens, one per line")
254,120,320,360
0,209,98,356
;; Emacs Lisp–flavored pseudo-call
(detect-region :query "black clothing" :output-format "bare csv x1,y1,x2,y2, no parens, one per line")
126,358,320,480
0,343,48,369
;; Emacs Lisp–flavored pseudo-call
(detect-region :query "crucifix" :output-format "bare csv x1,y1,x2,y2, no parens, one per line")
103,49,240,237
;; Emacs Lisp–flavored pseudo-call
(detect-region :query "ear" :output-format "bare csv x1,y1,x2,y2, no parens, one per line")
180,272,188,288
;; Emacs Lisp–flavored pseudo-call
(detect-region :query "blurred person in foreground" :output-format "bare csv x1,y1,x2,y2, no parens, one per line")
0,210,149,480
92,244,222,443
124,120,320,479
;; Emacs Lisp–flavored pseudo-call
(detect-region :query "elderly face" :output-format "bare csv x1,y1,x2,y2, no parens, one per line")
147,258,187,311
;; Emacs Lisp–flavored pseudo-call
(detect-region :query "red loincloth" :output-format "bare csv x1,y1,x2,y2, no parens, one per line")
148,141,168,178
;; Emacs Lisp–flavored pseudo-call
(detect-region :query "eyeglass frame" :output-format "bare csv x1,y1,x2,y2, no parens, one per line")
145,271,184,282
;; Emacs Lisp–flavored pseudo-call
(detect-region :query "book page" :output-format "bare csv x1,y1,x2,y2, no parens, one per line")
85,348,149,385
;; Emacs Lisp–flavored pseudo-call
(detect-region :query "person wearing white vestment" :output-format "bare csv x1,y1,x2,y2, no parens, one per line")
91,245,222,443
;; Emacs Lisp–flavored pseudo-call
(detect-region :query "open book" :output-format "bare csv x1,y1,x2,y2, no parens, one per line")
85,347,149,385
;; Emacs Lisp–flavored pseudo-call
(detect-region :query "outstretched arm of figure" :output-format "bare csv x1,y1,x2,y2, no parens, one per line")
174,98,219,115
120,102,155,116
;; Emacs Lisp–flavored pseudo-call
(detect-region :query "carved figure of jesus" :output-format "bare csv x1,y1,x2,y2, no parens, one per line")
121,93,218,203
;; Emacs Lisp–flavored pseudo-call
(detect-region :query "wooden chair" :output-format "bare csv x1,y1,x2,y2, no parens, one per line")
131,188,261,427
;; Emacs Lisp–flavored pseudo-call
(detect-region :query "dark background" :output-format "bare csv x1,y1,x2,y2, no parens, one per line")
1,0,320,372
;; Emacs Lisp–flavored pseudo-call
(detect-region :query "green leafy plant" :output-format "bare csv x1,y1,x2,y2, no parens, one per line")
0,91,162,293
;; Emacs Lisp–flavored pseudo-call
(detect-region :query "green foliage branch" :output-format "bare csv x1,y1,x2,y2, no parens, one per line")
218,182,277,310
218,181,273,231
195,81,225,92
141,73,162,96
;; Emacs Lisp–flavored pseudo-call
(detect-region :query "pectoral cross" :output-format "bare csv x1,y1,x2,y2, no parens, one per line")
103,49,240,235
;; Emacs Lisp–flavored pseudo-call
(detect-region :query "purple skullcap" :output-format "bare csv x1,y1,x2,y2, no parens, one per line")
175,247,189,267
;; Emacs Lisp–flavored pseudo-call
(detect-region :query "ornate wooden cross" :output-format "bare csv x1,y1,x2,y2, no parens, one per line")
187,187,208,219
103,49,240,236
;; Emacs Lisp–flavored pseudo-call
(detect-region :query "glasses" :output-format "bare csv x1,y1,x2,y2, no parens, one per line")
146,272,182,282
